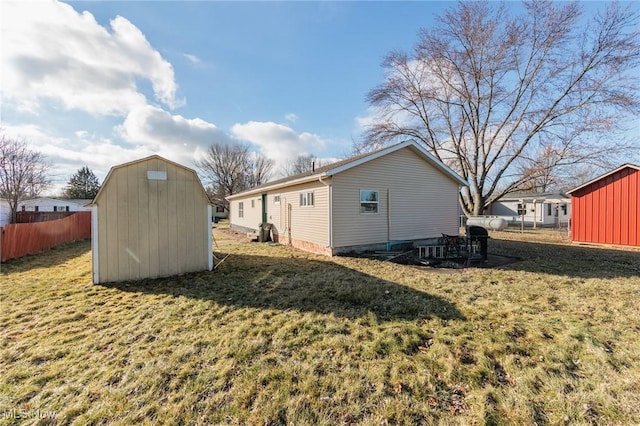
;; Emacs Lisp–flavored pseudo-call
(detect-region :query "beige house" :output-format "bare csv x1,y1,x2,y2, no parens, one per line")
228,140,467,256
91,156,212,284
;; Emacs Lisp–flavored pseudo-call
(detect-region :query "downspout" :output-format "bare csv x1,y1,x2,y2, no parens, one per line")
318,176,332,252
387,188,391,243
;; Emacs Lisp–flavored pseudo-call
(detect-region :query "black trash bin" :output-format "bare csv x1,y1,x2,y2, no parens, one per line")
467,226,489,261
259,223,272,242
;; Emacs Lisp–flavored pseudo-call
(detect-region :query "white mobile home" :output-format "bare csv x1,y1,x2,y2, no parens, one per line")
228,140,467,256
487,192,571,227
91,155,213,284
19,197,92,212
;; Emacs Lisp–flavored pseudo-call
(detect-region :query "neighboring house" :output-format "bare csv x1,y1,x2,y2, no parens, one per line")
91,155,213,284
0,199,10,227
19,197,92,212
1,198,91,225
486,192,571,227
568,163,640,247
213,204,229,222
227,140,467,256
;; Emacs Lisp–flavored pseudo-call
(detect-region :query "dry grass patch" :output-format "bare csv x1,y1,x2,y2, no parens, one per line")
1,229,639,425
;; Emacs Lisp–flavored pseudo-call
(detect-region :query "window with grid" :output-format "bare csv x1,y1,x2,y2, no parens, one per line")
299,192,314,207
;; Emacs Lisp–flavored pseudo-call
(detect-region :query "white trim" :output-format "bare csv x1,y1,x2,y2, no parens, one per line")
207,205,213,271
91,206,99,284
147,170,167,180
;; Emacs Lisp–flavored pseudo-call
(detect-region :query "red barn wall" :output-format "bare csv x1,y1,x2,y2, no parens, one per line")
571,167,639,246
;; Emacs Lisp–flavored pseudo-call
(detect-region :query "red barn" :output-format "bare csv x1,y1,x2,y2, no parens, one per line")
568,164,640,247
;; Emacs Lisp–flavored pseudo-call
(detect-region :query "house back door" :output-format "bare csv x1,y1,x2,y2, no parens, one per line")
261,193,267,223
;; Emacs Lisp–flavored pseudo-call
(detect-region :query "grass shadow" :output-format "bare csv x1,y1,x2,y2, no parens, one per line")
490,238,640,279
105,252,466,323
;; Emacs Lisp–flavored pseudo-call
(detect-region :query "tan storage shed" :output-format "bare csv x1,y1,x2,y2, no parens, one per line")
91,155,213,284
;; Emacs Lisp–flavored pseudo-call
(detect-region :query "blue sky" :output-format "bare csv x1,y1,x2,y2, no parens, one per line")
1,1,637,193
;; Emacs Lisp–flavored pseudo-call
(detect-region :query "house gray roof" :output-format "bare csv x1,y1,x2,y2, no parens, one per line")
496,192,570,202
227,140,467,200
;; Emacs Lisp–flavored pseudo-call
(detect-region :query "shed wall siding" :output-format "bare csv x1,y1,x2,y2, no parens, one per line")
571,167,639,246
332,148,459,247
96,158,210,282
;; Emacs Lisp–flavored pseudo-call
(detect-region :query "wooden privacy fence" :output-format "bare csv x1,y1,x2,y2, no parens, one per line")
0,211,91,262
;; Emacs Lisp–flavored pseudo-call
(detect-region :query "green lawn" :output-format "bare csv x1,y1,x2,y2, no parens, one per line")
1,228,639,425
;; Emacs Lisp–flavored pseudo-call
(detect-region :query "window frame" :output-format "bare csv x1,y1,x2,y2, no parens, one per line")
359,190,379,214
238,202,244,218
274,195,281,205
299,192,314,207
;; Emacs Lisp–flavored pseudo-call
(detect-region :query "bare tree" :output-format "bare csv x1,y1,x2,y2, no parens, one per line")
365,1,640,216
196,142,273,209
0,135,50,223
246,153,274,188
280,154,325,177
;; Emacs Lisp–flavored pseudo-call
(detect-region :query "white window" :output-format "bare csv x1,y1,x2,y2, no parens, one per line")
274,195,281,205
300,192,314,207
238,202,244,218
360,190,379,214
561,204,567,215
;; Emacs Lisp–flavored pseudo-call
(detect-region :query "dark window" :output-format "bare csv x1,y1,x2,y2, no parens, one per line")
517,203,526,215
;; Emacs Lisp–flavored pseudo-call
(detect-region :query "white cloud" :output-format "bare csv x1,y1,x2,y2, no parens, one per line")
115,105,232,166
2,1,181,116
183,53,201,64
285,113,298,123
231,121,326,167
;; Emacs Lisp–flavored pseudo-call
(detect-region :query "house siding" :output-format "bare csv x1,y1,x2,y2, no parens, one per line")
332,148,459,248
229,194,263,232
94,157,210,283
230,180,329,250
